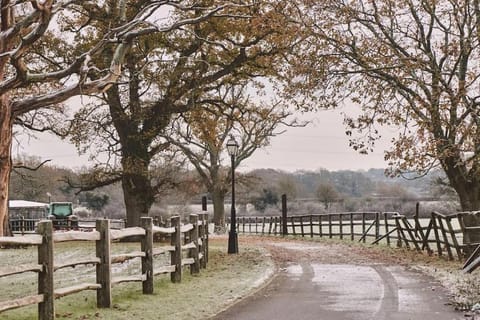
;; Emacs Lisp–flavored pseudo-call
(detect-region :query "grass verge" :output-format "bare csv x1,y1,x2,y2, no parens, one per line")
1,238,274,320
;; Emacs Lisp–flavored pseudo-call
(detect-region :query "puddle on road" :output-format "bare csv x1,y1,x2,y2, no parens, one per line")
285,264,303,276
311,264,383,316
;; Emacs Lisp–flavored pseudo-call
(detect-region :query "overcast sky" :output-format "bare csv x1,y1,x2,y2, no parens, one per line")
14,105,396,173
240,107,397,172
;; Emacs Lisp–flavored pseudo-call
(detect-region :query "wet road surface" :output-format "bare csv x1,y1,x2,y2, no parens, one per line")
212,251,463,320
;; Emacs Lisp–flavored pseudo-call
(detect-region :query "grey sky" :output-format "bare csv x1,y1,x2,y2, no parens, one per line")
241,108,396,172
14,107,396,173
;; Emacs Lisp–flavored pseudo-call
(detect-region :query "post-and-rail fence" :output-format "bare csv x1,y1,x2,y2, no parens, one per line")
230,195,480,272
9,217,128,235
0,213,209,320
233,211,478,260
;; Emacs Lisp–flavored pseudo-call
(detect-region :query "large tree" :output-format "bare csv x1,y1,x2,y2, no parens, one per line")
0,0,155,235
64,1,302,227
0,0,242,235
293,0,480,246
164,84,299,231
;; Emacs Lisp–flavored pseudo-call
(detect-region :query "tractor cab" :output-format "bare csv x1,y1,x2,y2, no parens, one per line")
48,202,78,230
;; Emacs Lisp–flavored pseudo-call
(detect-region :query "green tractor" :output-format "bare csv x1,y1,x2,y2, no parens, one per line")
48,202,78,230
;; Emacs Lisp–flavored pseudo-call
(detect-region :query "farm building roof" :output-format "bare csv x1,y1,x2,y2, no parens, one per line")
9,200,49,208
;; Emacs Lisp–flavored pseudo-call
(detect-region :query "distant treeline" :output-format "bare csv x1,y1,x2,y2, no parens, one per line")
9,156,458,219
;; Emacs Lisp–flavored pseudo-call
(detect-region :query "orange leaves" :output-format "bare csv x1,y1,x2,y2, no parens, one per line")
291,0,480,187
186,108,225,148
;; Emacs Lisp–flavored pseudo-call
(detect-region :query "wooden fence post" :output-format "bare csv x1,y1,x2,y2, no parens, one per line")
189,214,200,274
200,199,208,265
282,194,288,236
384,212,390,246
202,196,207,211
274,217,278,235
394,216,410,249
199,213,207,269
350,213,354,241
171,216,182,283
201,213,209,265
300,216,304,237
402,216,421,251
446,216,462,260
141,217,154,294
21,216,25,236
339,214,343,239
204,213,209,265
362,212,366,243
328,214,332,238
319,215,323,237
436,216,453,260
310,215,314,238
38,220,54,320
414,203,420,238
431,213,443,257
291,217,296,236
96,219,112,308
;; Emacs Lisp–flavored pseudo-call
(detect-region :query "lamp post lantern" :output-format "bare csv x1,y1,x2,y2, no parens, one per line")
226,136,239,254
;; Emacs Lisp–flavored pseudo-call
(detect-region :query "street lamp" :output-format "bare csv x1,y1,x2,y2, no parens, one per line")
226,136,239,254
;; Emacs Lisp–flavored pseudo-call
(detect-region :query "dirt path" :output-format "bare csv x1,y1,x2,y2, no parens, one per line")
211,238,465,320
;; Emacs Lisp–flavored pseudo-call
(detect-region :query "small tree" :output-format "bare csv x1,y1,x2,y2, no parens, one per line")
278,176,298,200
80,192,109,213
165,84,300,230
252,188,279,213
316,182,339,210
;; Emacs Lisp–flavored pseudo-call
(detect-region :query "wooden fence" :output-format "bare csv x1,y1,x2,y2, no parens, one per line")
9,217,127,234
0,213,208,320
234,211,479,261
9,217,38,234
463,244,480,273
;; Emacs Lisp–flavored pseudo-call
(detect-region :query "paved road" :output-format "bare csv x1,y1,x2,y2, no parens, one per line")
212,255,463,320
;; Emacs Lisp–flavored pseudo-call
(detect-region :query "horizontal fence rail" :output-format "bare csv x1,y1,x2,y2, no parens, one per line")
0,213,209,320
233,211,476,261
463,244,480,273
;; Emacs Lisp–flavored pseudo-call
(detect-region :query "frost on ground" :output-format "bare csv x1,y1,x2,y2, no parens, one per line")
415,265,480,311
0,235,478,319
0,237,276,320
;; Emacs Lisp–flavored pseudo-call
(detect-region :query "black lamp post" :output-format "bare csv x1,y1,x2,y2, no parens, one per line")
226,136,239,254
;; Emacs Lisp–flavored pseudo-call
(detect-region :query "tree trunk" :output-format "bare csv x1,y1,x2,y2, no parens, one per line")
0,97,12,236
455,185,480,252
211,188,226,234
107,85,156,228
121,155,155,227
443,162,480,253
